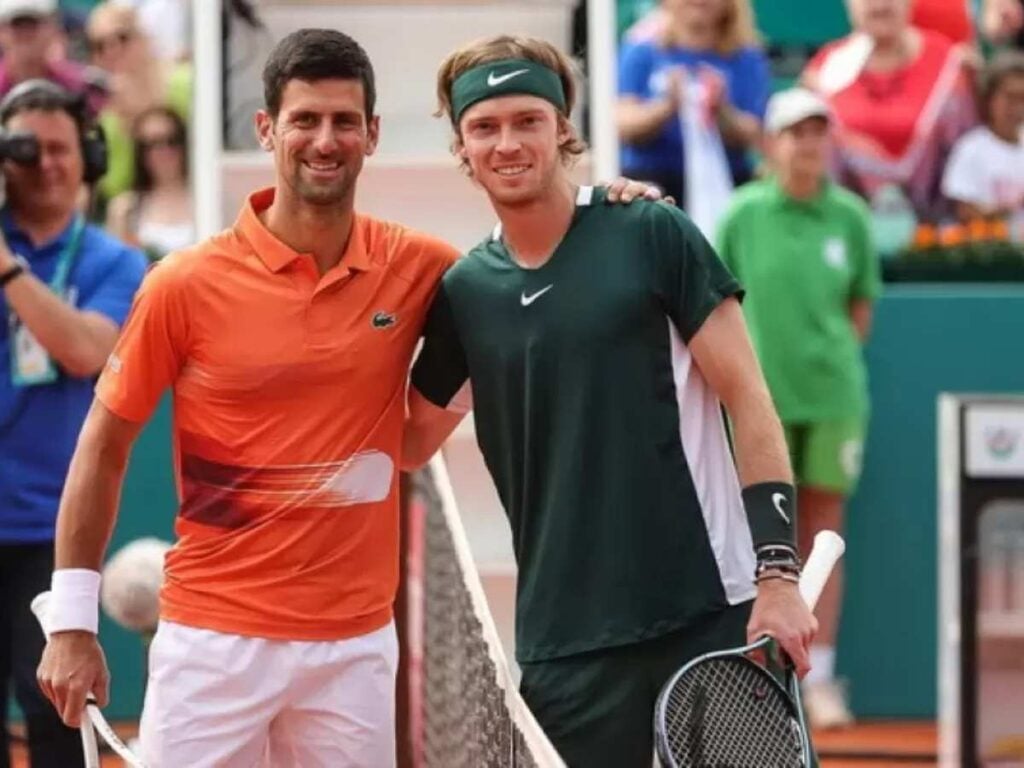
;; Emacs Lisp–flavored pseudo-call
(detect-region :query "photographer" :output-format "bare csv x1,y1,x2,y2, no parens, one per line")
0,79,144,768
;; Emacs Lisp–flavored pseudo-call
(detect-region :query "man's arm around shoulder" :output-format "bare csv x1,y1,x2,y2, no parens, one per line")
402,387,466,471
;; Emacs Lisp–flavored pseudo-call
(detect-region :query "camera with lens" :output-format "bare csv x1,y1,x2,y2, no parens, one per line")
0,129,40,166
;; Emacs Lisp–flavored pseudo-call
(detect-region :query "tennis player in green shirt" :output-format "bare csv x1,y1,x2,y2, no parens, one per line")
716,86,881,730
402,35,818,767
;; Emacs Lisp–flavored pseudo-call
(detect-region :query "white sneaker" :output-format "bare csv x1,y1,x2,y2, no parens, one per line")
802,679,855,730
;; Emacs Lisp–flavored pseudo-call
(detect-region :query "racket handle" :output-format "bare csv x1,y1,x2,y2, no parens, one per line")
799,530,846,611
80,712,102,768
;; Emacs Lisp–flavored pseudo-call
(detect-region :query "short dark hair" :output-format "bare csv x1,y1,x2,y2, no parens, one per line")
131,105,189,192
981,50,1024,121
262,29,376,118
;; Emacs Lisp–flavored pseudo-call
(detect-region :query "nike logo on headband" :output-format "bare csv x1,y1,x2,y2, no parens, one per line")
488,69,530,87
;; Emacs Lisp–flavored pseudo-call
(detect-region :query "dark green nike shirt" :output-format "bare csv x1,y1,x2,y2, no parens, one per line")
412,186,757,663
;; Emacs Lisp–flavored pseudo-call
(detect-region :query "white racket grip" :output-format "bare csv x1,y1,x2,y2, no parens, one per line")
799,531,845,611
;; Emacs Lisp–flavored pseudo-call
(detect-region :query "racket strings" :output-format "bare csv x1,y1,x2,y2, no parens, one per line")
661,656,804,767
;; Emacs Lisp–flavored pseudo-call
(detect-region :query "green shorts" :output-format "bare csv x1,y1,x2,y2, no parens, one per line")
784,419,867,495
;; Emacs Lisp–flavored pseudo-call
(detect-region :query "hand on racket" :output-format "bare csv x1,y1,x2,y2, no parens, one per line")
37,626,110,728
654,530,845,768
746,578,818,677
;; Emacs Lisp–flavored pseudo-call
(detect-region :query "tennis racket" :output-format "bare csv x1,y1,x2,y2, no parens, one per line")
31,591,148,768
654,530,846,768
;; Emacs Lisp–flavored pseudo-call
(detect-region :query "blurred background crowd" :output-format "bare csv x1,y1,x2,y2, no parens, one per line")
611,0,1024,274
1,0,1021,269
0,0,192,261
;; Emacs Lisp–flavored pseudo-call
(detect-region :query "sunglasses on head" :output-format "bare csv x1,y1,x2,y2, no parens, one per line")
89,29,134,56
138,135,183,151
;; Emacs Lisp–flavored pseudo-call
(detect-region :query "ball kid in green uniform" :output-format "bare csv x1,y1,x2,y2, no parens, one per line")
717,87,881,729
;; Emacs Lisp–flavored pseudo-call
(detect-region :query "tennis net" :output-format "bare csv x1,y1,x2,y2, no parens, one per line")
402,458,565,768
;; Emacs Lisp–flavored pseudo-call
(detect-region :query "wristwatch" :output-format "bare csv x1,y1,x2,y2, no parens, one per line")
0,254,29,288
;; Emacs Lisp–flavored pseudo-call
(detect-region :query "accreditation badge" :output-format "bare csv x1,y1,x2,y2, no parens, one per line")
9,311,58,386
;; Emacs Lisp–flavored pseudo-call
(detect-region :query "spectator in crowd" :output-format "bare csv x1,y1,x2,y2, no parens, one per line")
942,51,1024,241
86,1,190,208
106,105,193,260
982,0,1024,44
0,0,106,113
0,78,145,768
119,0,190,62
716,87,881,730
616,0,769,210
803,0,977,241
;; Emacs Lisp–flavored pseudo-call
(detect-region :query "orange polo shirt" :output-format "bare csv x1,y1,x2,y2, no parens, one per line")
96,188,458,640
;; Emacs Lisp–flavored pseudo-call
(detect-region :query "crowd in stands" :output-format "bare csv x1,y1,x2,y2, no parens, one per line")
616,0,1024,259
4,0,1020,264
0,0,192,261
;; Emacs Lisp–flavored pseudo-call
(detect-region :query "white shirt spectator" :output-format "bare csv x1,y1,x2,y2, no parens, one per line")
942,125,1024,240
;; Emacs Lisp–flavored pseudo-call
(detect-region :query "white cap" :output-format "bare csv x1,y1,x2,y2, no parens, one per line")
764,87,831,134
0,0,57,23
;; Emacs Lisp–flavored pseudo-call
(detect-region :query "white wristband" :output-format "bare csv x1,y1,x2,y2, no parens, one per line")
49,568,102,634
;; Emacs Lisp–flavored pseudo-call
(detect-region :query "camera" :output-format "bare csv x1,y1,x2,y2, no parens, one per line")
0,129,40,166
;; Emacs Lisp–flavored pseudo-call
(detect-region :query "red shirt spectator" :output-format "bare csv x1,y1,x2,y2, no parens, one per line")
911,0,974,45
804,2,977,224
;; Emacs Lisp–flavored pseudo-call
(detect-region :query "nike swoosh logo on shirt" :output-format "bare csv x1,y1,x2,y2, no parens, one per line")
488,69,530,87
521,285,554,306
772,493,791,525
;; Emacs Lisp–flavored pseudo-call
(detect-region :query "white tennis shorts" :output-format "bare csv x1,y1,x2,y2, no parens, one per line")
138,619,398,767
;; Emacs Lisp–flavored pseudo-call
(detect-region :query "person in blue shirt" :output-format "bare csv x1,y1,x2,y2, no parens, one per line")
616,0,770,208
0,79,145,768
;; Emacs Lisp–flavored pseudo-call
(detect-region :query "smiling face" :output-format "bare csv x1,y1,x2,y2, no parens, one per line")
255,77,379,210
456,94,572,208
2,108,84,221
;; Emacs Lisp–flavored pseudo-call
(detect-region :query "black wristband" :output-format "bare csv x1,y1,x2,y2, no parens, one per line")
742,481,796,551
0,263,24,287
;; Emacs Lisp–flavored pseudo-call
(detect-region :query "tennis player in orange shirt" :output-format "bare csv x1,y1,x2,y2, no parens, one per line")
34,28,662,767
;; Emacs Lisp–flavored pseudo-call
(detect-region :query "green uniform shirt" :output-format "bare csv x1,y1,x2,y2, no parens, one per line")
716,178,880,423
412,187,757,663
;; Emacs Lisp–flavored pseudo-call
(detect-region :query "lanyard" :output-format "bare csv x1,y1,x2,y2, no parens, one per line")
7,216,86,389
47,215,86,295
